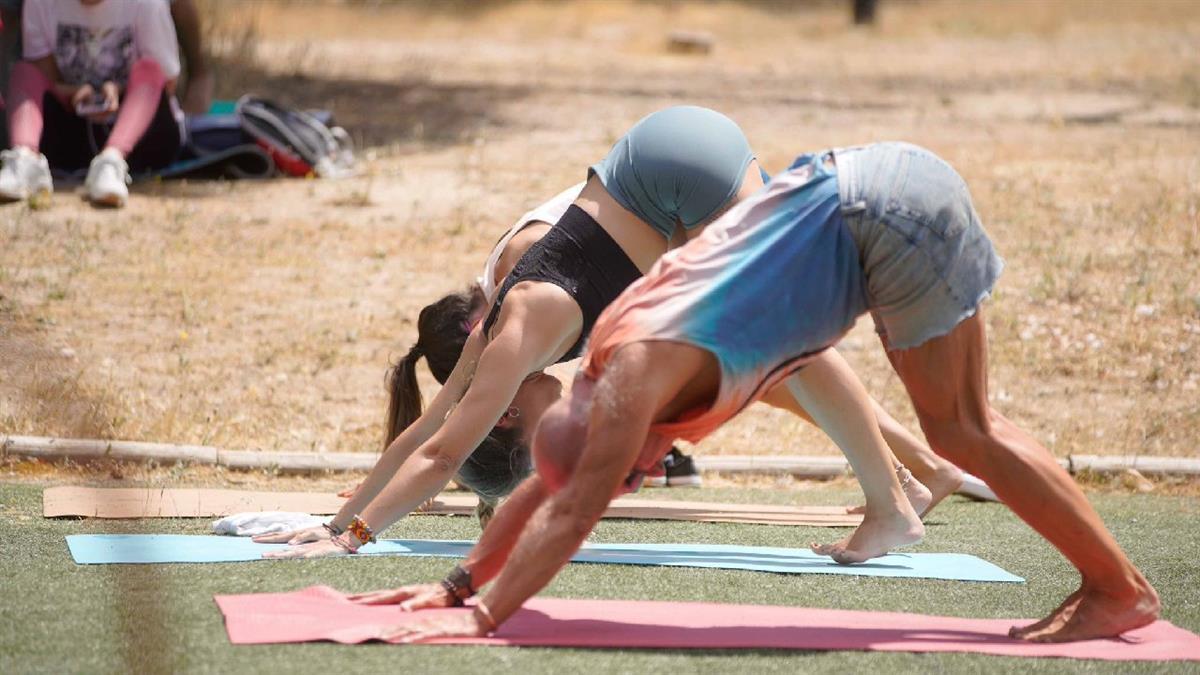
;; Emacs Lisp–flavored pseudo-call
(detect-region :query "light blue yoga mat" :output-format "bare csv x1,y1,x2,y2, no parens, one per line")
65,535,1022,583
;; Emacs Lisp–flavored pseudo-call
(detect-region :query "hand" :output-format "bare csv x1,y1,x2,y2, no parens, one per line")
252,525,330,545
83,81,120,121
70,83,96,110
382,612,489,643
336,482,361,499
347,583,453,611
261,538,349,560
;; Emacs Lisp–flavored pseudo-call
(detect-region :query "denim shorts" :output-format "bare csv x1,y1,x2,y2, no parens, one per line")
832,142,1004,350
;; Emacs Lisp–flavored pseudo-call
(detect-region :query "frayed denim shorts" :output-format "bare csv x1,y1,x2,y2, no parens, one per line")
833,142,1004,350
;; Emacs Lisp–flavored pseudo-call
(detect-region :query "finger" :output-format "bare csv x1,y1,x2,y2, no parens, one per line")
405,593,448,611
396,628,436,644
262,548,301,560
382,624,422,642
288,532,314,545
355,592,405,605
252,531,293,544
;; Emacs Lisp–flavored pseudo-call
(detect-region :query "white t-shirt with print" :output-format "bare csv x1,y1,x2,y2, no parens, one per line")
22,0,181,87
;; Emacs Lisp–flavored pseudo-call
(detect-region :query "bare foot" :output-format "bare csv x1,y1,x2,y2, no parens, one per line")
918,464,963,516
1010,580,1161,642
1008,588,1083,640
846,466,936,517
812,507,924,564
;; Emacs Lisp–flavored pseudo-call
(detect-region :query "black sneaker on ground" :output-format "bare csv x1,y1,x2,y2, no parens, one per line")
662,447,702,487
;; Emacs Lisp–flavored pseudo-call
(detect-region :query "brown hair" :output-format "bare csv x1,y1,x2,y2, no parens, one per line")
383,286,485,449
384,285,532,510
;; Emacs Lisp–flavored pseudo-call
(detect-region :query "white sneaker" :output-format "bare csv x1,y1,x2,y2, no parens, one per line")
957,473,999,502
85,149,130,207
0,147,53,202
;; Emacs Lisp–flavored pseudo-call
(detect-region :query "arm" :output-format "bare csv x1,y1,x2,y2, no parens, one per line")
169,0,212,112
265,286,579,557
388,370,656,641
255,327,485,544
348,475,550,609
474,412,643,624
29,56,82,102
353,288,577,534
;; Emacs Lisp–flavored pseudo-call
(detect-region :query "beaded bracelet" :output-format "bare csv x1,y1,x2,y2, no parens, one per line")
330,533,358,554
346,514,376,546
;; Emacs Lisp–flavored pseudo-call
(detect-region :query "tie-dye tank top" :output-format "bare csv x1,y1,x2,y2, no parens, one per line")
582,153,867,472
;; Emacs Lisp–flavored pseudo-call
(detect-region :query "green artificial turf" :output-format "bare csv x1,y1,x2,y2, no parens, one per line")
1,482,1197,674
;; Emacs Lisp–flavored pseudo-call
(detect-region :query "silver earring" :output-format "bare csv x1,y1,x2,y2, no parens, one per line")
506,407,520,419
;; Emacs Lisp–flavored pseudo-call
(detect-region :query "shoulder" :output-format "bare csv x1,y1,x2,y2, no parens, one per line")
494,280,580,331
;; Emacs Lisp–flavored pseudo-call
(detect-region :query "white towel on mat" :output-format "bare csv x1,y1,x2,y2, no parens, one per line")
212,512,326,536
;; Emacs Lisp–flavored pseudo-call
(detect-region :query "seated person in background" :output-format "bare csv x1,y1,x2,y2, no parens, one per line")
0,0,184,207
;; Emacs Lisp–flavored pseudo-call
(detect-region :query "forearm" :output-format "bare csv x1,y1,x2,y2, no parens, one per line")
463,477,549,585
330,440,420,528
51,82,84,100
478,491,602,623
354,442,464,535
170,0,208,75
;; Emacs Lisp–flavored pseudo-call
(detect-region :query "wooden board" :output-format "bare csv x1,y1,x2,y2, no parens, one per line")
43,487,862,527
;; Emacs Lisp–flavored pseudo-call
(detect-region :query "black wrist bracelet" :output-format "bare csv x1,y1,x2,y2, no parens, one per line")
323,522,344,537
440,565,475,606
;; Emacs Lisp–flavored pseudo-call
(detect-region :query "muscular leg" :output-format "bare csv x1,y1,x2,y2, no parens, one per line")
886,310,1159,642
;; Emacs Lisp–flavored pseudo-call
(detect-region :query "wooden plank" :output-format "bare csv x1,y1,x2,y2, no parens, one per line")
42,487,861,527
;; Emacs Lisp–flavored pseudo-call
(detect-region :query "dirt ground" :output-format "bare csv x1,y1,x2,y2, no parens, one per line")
1,0,1198,467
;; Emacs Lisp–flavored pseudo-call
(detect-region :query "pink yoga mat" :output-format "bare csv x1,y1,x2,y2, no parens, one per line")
215,586,1199,661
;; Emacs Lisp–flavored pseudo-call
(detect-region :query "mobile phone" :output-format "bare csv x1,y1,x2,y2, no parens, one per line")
75,94,110,116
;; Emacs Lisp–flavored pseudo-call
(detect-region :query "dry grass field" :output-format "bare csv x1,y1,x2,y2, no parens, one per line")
1,0,1198,467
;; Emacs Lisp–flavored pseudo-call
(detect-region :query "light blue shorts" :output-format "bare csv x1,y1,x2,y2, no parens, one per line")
833,142,1004,350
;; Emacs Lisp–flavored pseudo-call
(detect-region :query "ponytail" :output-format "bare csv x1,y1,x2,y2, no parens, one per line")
383,345,424,450
383,285,487,450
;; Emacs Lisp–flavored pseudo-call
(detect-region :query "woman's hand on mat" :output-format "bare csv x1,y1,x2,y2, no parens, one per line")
261,539,346,559
252,526,330,545
347,583,453,611
383,613,488,643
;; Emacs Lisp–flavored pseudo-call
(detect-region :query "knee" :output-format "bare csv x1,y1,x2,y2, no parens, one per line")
919,415,993,471
129,58,167,86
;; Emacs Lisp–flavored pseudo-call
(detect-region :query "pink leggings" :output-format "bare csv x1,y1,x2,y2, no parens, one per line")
8,58,168,156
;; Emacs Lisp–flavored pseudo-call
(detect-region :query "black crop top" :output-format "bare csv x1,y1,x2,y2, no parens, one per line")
483,205,642,362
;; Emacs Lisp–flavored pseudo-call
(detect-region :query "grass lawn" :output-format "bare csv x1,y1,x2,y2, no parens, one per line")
1,481,1197,674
